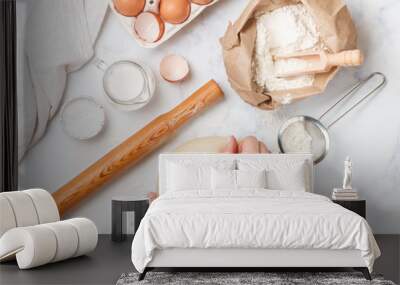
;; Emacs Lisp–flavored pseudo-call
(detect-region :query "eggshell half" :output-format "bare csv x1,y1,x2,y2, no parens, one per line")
114,0,146,17
191,0,213,5
160,54,190,83
160,0,191,24
134,12,165,43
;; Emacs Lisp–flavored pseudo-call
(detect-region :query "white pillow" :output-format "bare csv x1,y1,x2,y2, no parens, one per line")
269,162,307,191
236,169,267,189
166,160,235,191
167,163,208,191
237,159,308,191
211,168,236,190
211,169,267,190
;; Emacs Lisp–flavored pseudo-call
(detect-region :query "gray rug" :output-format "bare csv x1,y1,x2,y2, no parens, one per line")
116,272,396,285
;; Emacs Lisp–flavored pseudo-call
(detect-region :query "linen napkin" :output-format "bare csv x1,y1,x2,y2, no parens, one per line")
19,0,109,160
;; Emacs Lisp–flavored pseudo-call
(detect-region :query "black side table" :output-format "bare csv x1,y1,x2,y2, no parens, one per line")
333,199,366,218
112,196,149,242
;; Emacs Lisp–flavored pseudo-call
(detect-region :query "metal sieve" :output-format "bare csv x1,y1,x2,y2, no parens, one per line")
278,72,387,164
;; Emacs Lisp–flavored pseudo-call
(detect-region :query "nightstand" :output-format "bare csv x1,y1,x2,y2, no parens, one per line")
333,199,366,218
112,196,149,242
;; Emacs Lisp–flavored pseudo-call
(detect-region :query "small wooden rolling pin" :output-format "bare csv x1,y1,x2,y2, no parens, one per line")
53,80,224,216
274,49,364,77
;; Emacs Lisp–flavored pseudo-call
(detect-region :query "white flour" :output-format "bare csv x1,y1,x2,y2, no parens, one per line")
254,4,323,92
281,119,328,161
281,121,313,153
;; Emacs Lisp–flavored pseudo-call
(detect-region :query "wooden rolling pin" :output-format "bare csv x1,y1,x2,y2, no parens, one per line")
274,49,364,77
53,80,224,216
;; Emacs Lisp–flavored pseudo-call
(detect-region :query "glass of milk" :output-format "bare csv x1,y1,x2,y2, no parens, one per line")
102,60,155,111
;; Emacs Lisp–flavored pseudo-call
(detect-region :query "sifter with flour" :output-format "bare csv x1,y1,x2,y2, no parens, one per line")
278,72,386,164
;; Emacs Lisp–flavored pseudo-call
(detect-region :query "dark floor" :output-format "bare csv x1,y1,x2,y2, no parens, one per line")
0,235,399,285
0,235,134,285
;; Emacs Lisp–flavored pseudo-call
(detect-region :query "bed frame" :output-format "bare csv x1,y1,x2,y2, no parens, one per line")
141,248,371,280
139,154,372,281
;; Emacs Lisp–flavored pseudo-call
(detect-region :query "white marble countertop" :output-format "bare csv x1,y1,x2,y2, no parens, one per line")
20,0,400,234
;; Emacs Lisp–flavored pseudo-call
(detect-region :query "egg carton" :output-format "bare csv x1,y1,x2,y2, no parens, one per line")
109,0,220,48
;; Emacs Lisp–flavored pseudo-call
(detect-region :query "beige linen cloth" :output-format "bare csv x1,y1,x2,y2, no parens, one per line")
18,0,109,160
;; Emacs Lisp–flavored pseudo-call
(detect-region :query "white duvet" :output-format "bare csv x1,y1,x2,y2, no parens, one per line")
131,190,380,273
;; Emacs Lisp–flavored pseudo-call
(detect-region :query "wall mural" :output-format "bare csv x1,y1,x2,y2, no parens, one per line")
14,0,400,237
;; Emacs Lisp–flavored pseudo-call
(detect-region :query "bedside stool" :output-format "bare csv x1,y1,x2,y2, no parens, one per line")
333,199,366,218
112,196,149,242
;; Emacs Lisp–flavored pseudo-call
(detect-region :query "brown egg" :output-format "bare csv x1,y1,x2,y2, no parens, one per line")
113,0,146,17
160,0,191,24
191,0,213,5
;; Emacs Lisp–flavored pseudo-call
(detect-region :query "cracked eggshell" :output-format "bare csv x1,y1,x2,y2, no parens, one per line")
160,54,190,83
134,11,165,43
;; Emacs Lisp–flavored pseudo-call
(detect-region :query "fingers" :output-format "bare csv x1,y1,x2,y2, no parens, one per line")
259,141,271,153
221,136,239,154
239,136,259,153
220,135,271,154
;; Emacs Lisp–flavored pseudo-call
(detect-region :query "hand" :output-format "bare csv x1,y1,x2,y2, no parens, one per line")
147,192,159,204
220,135,271,154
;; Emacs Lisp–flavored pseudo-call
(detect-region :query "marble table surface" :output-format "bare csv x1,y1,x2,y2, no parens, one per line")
19,0,400,234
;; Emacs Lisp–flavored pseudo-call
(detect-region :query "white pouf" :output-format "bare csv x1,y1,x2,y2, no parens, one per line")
1,191,39,227
24,189,60,224
65,218,98,257
0,196,17,237
0,189,60,238
0,226,57,268
0,218,98,269
42,221,79,262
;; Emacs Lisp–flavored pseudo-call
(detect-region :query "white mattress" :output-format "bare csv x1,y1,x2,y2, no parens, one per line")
131,190,380,273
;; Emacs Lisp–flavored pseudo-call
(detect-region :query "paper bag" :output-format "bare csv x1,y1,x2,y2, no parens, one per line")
220,0,357,110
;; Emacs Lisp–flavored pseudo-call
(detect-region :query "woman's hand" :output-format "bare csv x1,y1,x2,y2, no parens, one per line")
221,135,271,154
148,192,159,204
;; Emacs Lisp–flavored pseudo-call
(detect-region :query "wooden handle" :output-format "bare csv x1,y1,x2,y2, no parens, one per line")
327,50,364,67
52,80,224,216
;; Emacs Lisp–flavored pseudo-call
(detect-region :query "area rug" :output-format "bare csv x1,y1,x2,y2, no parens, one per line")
116,272,396,285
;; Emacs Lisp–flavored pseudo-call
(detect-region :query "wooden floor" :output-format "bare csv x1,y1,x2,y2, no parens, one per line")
0,235,399,285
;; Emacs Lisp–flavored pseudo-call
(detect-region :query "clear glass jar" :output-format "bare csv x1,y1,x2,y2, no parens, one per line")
102,60,156,111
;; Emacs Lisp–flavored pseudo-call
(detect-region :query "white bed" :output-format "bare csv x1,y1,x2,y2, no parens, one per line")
131,154,380,280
